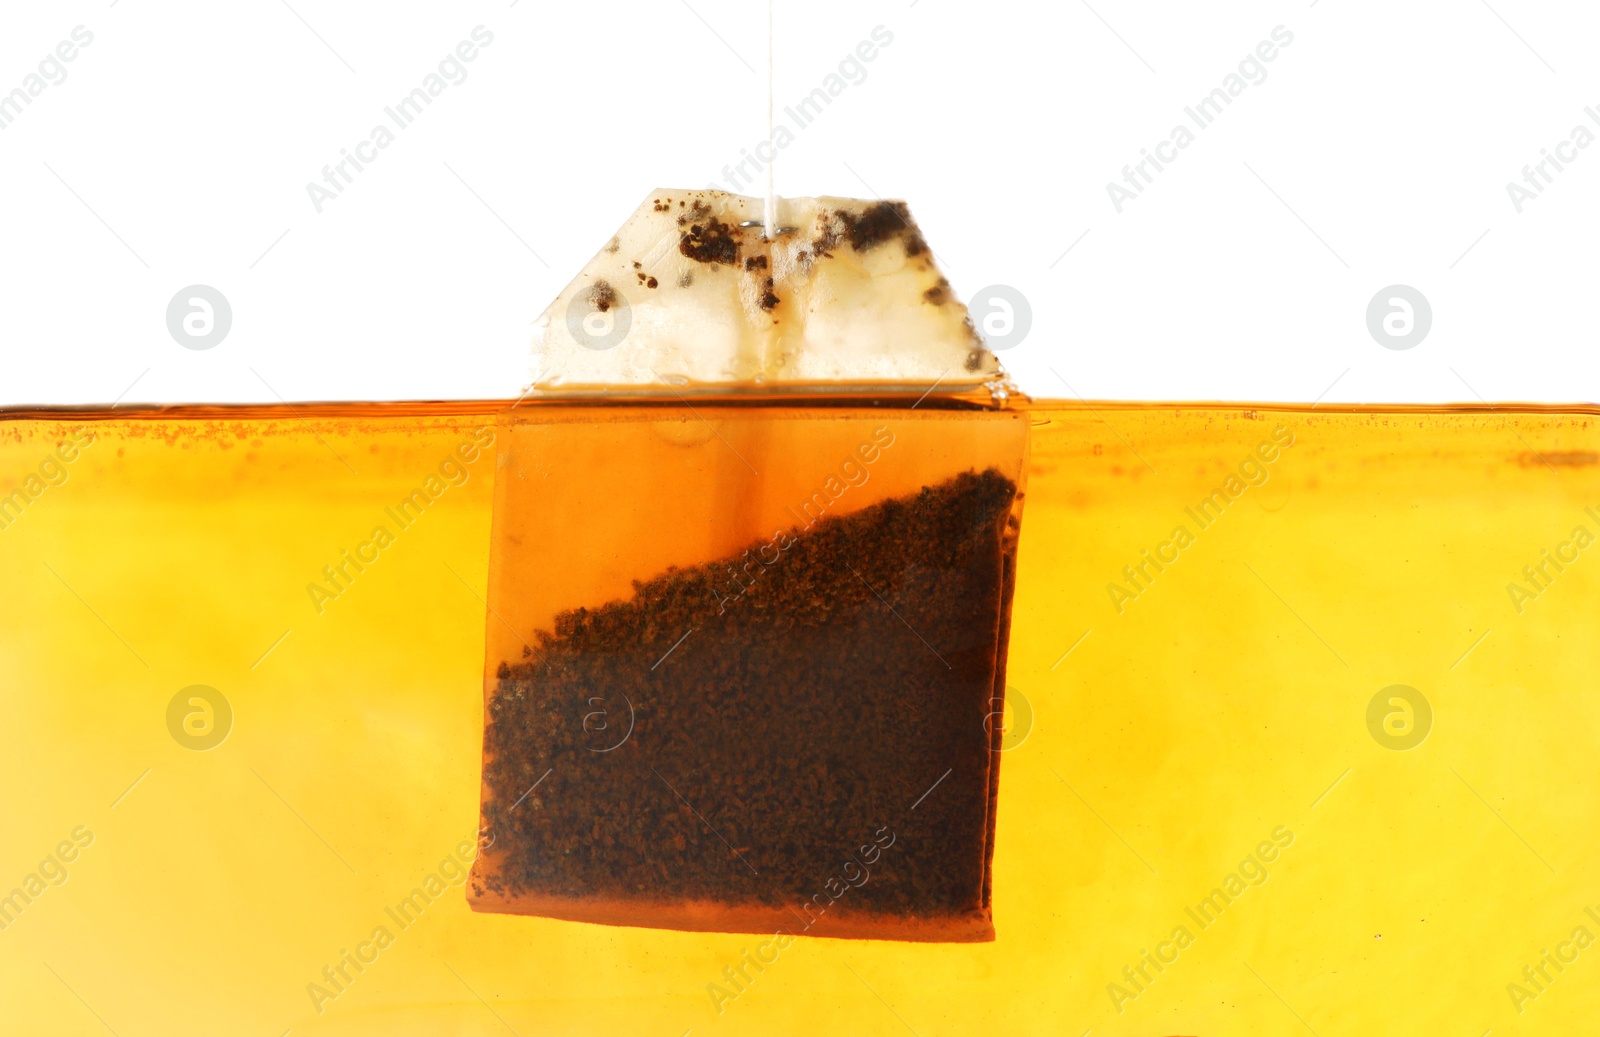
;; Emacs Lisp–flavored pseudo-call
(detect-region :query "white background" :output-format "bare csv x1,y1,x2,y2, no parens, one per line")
0,0,1594,406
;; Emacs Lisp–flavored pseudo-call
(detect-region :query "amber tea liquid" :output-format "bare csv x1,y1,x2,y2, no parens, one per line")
1,400,1595,1035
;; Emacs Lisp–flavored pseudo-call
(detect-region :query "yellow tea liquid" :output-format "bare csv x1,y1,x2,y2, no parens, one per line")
0,400,1595,1035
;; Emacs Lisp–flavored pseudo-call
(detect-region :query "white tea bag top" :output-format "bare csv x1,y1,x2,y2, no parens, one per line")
529,189,1004,395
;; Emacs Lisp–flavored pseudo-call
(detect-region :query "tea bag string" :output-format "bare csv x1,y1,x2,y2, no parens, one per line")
763,0,777,241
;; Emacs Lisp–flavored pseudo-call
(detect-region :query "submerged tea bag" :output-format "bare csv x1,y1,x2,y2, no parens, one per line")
469,189,1028,941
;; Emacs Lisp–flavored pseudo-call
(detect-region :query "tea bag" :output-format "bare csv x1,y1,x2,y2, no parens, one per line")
470,190,1027,942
